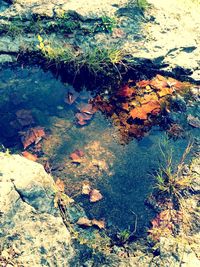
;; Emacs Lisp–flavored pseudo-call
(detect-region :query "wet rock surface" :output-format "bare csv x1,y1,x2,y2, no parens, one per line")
0,153,73,266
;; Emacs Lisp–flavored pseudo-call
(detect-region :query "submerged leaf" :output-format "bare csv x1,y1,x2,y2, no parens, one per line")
77,217,92,227
82,181,91,195
16,109,34,126
69,149,84,163
89,189,103,202
91,219,105,229
20,127,45,149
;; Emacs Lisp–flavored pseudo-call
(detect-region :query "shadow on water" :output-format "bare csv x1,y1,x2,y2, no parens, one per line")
0,66,199,236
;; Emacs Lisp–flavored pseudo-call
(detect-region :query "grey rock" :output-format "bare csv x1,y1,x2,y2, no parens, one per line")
0,153,74,267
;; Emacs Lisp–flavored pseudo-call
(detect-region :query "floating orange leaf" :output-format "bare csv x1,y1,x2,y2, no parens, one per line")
156,74,168,82
121,102,129,111
117,85,136,98
89,189,103,202
20,127,45,149
22,151,37,161
157,87,173,97
138,93,158,104
130,101,161,120
136,80,150,88
150,79,168,90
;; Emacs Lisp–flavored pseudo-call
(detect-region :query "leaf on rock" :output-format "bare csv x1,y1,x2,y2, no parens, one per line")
20,127,45,149
91,219,105,229
55,178,65,192
77,217,92,227
117,85,136,98
89,189,103,202
22,151,37,161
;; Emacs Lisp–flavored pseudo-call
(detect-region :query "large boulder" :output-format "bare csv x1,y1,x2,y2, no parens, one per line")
0,152,73,266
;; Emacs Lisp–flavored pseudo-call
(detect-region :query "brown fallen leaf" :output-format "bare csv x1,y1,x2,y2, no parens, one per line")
77,217,92,227
82,181,91,195
55,178,65,192
136,80,151,88
89,189,103,203
20,127,45,149
117,85,136,98
22,151,37,161
16,109,35,127
130,101,161,120
77,103,96,115
91,219,105,229
69,149,85,163
76,112,93,126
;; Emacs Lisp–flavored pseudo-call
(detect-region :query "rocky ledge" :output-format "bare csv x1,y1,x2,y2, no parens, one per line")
0,0,200,82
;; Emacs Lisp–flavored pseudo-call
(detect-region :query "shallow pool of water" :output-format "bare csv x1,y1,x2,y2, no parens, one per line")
0,66,199,235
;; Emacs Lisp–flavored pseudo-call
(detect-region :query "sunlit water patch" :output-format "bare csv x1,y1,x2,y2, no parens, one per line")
0,66,199,236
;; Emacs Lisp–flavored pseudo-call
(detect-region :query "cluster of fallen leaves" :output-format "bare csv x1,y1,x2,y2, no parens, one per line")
82,181,103,203
92,75,192,141
77,217,105,229
76,182,104,230
148,208,183,241
64,88,97,125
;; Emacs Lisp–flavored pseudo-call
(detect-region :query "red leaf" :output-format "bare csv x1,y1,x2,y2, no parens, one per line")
117,85,136,97
20,127,45,149
136,80,150,88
